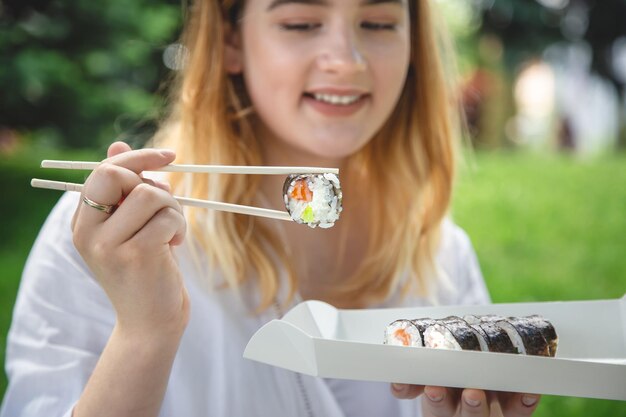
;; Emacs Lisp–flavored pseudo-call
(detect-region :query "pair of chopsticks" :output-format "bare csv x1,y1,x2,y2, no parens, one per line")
31,160,339,222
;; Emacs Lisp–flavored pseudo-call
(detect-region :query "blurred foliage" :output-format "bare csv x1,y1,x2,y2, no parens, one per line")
0,0,182,149
2,0,625,150
441,0,626,95
477,0,626,98
439,0,626,151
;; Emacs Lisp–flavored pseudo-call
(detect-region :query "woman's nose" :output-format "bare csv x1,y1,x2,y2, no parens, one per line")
316,29,367,75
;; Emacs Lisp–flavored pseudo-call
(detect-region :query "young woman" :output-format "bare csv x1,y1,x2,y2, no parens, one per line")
2,1,541,416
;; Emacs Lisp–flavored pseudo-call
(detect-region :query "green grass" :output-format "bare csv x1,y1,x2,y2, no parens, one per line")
1,149,625,415
454,151,626,303
453,151,626,417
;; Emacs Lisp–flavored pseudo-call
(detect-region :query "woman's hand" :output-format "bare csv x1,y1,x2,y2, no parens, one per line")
71,141,189,342
391,384,540,417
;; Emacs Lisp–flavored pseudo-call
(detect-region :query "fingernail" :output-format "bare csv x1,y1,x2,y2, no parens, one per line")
391,383,405,394
464,396,481,407
522,395,538,407
425,389,443,402
160,149,175,158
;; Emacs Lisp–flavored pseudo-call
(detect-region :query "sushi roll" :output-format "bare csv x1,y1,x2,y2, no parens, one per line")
495,317,551,357
283,173,342,228
384,319,422,347
423,317,481,351
384,314,557,357
462,315,482,326
463,314,518,353
463,314,504,324
466,323,490,352
411,318,438,346
472,321,518,354
526,315,558,357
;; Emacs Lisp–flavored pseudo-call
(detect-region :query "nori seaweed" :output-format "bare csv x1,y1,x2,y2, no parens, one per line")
526,315,558,356
474,321,518,354
439,316,481,351
502,317,550,357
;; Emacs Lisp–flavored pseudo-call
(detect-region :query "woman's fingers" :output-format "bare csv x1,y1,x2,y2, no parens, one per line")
390,383,424,399
73,163,145,235
395,385,539,417
87,148,175,204
421,386,459,417
128,206,186,250
142,177,172,193
73,147,176,227
107,141,132,158
459,389,490,417
104,147,175,175
71,142,133,229
499,392,540,417
105,183,182,244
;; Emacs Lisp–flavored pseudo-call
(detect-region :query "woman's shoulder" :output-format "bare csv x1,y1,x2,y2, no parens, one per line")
435,217,491,305
438,217,475,261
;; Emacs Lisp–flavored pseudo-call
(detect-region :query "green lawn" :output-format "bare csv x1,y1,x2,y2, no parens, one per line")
453,151,626,417
1,149,624,415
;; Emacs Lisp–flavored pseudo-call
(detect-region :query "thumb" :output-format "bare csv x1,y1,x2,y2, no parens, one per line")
107,141,132,158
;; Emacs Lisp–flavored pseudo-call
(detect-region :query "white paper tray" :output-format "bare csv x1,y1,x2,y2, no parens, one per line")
244,295,626,401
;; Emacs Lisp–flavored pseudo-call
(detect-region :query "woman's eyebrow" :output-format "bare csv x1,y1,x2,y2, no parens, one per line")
362,0,403,5
267,0,327,11
266,0,402,12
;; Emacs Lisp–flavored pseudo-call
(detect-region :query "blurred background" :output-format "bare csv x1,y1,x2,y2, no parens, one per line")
1,0,625,415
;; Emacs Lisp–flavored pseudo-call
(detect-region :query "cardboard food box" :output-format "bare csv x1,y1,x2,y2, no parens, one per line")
244,296,626,401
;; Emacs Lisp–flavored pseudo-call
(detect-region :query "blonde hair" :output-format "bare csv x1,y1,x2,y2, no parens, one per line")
154,0,460,310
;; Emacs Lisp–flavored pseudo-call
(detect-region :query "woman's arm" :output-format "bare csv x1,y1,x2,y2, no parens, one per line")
72,323,184,417
69,142,189,417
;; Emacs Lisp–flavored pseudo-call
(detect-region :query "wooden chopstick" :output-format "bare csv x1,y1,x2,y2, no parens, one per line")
31,179,293,222
41,160,339,175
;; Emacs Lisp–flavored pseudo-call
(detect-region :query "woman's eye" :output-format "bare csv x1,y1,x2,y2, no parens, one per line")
279,22,322,31
361,21,396,31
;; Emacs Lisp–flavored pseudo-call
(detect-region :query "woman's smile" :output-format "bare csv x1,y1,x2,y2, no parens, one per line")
302,87,371,117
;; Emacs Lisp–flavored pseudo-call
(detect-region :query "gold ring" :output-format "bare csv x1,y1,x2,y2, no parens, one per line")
82,196,116,214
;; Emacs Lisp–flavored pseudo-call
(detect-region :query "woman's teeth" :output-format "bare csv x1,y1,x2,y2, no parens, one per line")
312,93,361,106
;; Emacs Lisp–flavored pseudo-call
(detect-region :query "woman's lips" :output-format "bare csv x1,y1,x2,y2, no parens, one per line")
303,93,369,117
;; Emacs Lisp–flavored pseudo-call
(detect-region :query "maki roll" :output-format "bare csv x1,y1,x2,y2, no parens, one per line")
384,314,557,357
384,319,422,347
384,318,437,347
464,314,504,324
471,321,518,354
495,317,551,357
464,315,519,354
526,315,558,357
411,318,438,346
283,173,342,228
466,323,490,352
423,317,481,351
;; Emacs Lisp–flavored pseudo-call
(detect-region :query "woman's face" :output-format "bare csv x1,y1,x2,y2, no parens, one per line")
232,0,411,162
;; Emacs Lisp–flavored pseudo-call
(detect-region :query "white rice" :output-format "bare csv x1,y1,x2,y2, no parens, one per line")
284,173,342,228
423,324,462,350
384,320,422,347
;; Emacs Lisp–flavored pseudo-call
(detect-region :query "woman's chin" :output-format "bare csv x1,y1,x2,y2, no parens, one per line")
296,142,365,163
293,132,371,161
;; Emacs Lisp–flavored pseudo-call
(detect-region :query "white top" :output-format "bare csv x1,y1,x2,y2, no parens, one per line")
1,192,490,417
